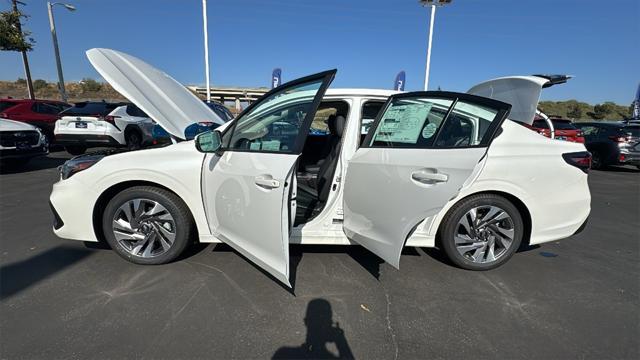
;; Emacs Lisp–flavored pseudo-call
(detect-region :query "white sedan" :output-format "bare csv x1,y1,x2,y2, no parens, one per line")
50,49,591,286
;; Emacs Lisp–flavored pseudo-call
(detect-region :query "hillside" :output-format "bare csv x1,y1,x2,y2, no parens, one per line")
1,79,633,121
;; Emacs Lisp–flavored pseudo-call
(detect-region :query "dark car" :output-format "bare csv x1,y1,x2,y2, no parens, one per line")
0,99,71,142
573,122,640,169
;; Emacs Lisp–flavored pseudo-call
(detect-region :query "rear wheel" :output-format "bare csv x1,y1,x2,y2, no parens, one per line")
102,186,194,265
125,130,142,150
65,145,86,156
590,151,603,169
440,194,523,270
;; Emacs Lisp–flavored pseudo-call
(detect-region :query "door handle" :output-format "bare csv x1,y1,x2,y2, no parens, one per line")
411,169,448,185
254,175,280,189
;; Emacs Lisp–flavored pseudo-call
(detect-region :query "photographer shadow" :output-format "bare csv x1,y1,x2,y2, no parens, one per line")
273,298,354,359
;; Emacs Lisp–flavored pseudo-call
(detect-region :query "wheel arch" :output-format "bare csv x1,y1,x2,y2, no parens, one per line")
123,124,142,140
92,180,197,245
434,190,532,248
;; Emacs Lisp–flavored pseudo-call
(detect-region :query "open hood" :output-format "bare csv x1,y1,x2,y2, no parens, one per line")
86,48,223,140
467,75,571,125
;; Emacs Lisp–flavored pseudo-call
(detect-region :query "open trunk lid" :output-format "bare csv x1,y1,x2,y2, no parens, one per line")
467,75,572,125
86,48,223,140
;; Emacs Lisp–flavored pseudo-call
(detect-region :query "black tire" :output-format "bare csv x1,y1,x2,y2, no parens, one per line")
439,193,523,271
125,130,142,150
102,186,194,265
65,145,86,156
590,151,603,170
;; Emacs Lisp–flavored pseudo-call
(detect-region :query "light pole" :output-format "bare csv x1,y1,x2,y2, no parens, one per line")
202,0,211,103
12,0,35,99
47,2,75,102
419,0,452,91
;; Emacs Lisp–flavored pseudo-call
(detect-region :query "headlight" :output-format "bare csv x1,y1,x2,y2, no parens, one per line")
60,154,105,180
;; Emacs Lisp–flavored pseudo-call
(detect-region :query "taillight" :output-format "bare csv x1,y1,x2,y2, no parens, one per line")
609,135,628,143
102,115,121,130
562,151,591,173
619,153,626,162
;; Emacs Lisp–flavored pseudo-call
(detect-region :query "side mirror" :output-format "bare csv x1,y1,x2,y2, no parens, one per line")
194,130,222,153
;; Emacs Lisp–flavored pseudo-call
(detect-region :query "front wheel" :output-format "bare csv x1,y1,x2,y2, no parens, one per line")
439,194,523,270
102,186,194,265
125,130,142,150
65,145,86,156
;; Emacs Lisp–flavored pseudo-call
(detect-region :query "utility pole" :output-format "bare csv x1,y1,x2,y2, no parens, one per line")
12,0,35,99
202,0,211,103
47,2,75,102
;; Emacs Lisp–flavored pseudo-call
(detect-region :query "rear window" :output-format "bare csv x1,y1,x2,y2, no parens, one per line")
60,102,121,117
623,126,640,137
533,119,576,130
125,104,149,118
552,120,577,130
0,101,18,112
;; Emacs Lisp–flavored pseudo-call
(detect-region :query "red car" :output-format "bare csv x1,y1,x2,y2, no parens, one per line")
524,115,585,143
0,99,71,143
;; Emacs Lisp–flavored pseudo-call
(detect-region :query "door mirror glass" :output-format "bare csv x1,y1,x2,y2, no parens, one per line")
195,130,222,153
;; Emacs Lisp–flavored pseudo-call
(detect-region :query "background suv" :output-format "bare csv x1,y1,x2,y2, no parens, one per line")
0,99,71,143
573,122,640,169
54,102,154,155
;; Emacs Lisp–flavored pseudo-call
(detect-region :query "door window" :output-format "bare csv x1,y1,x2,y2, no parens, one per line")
223,77,327,153
365,94,508,149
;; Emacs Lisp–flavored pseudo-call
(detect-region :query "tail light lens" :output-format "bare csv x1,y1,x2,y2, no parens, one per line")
619,153,626,162
562,151,591,173
609,135,628,143
102,115,121,130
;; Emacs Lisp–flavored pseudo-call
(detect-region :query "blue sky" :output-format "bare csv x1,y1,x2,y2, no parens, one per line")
1,0,638,104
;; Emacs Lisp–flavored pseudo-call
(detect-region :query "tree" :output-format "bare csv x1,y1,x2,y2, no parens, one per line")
15,78,26,85
567,103,582,119
0,8,34,52
80,78,102,92
32,79,48,91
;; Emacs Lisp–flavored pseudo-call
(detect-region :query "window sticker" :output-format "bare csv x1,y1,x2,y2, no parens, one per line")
261,140,281,151
422,122,438,139
376,103,433,143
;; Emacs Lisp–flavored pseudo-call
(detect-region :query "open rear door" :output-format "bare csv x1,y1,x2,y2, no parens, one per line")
202,70,336,286
343,92,511,268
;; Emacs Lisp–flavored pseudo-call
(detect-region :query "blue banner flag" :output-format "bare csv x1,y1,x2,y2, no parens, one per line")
394,71,406,91
272,68,282,89
633,83,640,119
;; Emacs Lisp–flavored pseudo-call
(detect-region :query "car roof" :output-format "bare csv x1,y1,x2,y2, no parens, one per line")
577,121,640,127
324,88,399,97
0,98,69,104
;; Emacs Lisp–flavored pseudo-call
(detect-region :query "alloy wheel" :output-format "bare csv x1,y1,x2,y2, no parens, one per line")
454,205,515,264
111,198,176,258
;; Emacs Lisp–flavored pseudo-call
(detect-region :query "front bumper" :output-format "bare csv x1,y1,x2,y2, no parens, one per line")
50,176,100,242
0,145,48,159
55,134,121,147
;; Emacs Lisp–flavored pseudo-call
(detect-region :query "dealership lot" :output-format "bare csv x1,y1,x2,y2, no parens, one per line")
1,152,638,359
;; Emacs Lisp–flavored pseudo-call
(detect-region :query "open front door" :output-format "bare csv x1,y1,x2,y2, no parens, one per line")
343,92,511,268
202,70,336,286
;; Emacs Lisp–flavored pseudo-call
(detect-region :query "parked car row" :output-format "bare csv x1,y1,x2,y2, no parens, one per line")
0,97,234,166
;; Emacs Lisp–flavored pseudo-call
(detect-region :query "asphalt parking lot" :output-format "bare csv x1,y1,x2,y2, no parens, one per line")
1,151,638,360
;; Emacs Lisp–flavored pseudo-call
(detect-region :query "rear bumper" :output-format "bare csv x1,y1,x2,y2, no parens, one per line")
618,152,640,166
55,134,121,147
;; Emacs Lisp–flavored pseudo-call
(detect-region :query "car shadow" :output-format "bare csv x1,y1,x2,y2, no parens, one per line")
211,243,421,291
0,245,93,300
595,165,640,173
0,155,69,175
272,298,355,359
